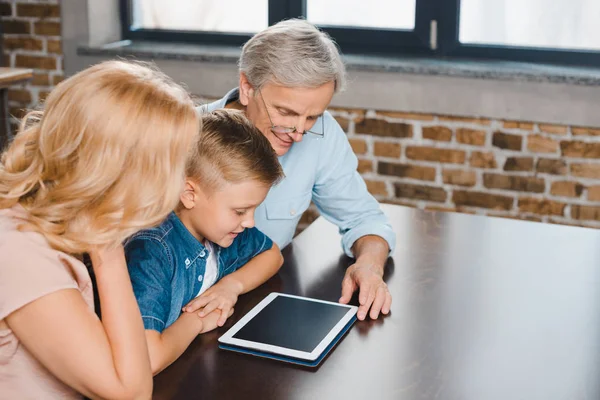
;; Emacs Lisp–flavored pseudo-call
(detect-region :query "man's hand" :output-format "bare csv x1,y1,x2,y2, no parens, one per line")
339,262,392,321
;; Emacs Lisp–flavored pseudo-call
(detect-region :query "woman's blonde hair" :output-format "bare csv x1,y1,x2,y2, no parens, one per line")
0,60,199,254
187,109,283,192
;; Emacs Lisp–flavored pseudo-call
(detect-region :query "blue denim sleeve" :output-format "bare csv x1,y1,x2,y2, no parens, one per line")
227,227,273,272
313,112,396,257
124,235,173,333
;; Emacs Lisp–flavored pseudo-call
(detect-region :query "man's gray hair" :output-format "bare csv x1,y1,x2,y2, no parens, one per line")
239,19,347,93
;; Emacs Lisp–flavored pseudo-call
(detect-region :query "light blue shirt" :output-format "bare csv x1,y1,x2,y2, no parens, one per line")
200,88,395,257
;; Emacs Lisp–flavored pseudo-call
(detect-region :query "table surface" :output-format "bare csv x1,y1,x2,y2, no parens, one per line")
153,204,600,400
0,67,33,88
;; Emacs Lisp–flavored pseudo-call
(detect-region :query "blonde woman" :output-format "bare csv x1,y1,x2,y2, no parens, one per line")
0,61,199,399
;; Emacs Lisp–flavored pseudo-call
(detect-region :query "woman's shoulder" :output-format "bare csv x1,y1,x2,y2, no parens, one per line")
0,207,93,321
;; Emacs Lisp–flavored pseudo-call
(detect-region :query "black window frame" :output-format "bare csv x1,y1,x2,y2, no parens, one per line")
120,0,600,68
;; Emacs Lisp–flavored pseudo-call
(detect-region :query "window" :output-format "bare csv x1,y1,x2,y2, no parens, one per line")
121,0,600,67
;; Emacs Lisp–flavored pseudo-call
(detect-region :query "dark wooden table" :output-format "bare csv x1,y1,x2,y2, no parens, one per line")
153,204,600,400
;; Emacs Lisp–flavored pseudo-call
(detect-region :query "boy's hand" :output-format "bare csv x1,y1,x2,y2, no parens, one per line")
198,308,234,334
183,277,243,327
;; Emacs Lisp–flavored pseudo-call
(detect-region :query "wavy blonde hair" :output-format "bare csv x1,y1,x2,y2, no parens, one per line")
0,60,199,254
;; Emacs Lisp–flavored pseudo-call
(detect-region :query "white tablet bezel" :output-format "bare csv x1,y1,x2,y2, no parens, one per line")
218,292,358,361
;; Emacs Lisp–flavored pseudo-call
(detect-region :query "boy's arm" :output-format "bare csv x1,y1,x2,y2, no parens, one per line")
184,242,283,326
221,242,283,295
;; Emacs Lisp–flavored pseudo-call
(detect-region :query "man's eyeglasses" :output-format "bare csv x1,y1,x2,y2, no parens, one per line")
258,90,324,139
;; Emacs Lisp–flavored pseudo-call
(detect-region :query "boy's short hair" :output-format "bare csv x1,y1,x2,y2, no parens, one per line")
187,109,284,192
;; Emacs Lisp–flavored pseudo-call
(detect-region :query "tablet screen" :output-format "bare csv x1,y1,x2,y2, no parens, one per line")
232,295,351,353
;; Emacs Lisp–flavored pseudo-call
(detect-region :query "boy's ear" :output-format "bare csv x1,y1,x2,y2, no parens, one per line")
238,72,254,106
180,179,198,209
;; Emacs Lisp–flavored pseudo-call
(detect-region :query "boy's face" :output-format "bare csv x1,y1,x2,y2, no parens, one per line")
179,178,270,248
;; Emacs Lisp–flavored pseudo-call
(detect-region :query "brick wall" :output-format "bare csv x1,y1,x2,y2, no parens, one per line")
297,109,600,233
2,2,599,232
1,0,62,132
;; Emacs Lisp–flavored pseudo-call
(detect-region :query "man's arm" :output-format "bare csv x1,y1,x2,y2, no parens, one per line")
312,113,395,320
339,235,392,320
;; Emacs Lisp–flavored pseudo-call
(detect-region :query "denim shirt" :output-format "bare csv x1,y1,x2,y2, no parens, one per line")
124,212,273,333
199,88,396,257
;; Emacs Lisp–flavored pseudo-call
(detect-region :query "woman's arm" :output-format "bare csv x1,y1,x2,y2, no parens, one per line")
6,246,153,400
145,307,233,375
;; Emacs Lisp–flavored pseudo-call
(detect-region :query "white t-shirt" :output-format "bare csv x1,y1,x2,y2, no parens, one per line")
197,241,218,297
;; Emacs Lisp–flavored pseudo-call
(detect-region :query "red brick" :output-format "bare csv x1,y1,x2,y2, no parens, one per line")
377,162,436,181
31,73,50,86
365,180,388,196
15,55,57,70
587,186,600,201
406,146,465,164
52,75,64,85
571,163,600,179
456,128,486,146
518,198,565,216
355,119,413,138
539,124,568,135
560,141,600,159
3,37,43,51
377,111,434,121
394,183,447,202
536,158,567,175
17,3,60,18
492,131,522,151
571,205,600,221
7,89,31,104
3,20,30,34
527,134,559,153
34,21,61,36
483,174,545,193
572,126,600,136
334,116,349,132
0,3,12,16
46,39,62,54
373,142,401,158
503,157,533,172
349,138,367,154
439,116,491,125
9,107,27,120
452,190,514,210
357,159,373,174
503,121,534,130
38,91,51,102
422,126,452,142
550,181,584,198
442,169,476,186
470,151,497,169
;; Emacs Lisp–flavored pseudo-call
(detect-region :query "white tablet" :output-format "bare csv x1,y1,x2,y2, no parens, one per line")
218,293,358,362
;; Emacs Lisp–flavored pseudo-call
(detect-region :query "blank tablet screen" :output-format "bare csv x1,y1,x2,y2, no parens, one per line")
232,295,351,353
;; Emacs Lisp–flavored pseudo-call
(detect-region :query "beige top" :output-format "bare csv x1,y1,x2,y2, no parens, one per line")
0,206,94,399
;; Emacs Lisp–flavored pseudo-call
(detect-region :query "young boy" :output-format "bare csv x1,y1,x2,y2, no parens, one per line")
125,109,285,375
